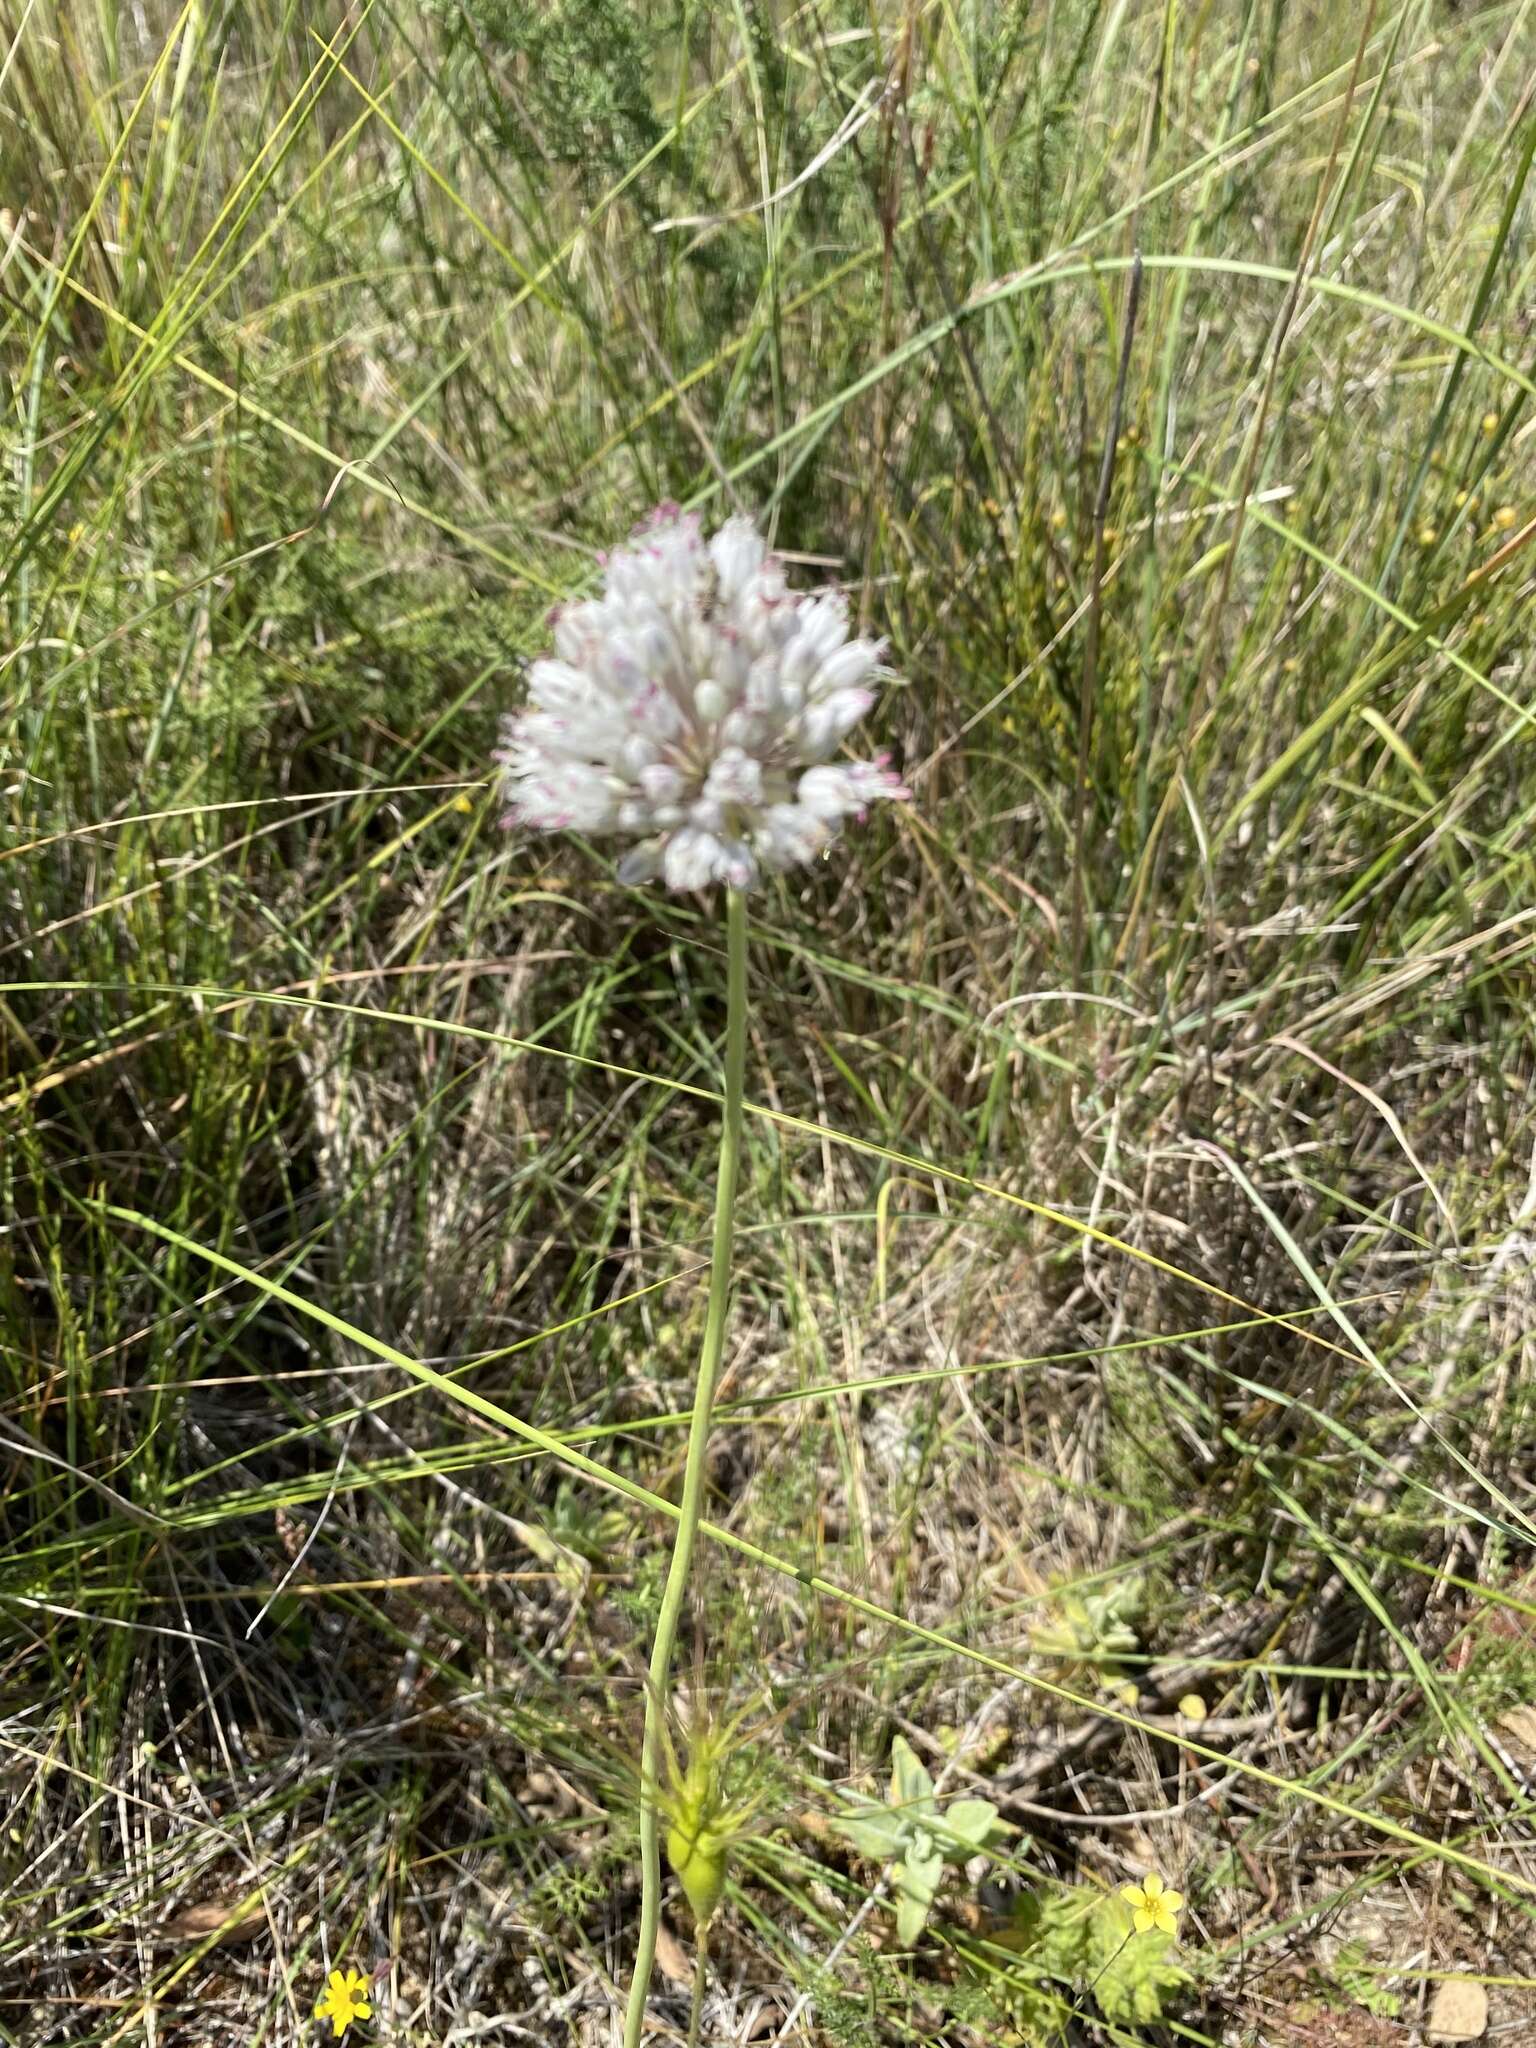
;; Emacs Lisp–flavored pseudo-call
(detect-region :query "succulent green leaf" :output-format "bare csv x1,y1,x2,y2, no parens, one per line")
833,1800,910,1861
889,1735,937,1818
892,1838,945,1946
940,1797,1002,1853
894,1884,929,1948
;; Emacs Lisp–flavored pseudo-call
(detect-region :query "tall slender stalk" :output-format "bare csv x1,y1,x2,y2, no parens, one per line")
622,889,749,2048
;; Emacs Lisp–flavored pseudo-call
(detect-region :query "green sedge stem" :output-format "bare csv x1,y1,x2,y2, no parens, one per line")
686,1922,711,2048
623,889,748,2048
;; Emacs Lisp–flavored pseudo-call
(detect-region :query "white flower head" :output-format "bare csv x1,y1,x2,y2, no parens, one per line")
497,506,907,891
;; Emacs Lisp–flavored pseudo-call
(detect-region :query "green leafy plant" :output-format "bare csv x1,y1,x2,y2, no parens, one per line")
832,1736,1006,1944
1325,1940,1403,2021
979,1883,1192,2042
1031,1576,1144,1694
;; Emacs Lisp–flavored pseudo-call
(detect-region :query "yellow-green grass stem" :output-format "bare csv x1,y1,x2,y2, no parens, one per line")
686,1921,710,2048
623,888,748,2048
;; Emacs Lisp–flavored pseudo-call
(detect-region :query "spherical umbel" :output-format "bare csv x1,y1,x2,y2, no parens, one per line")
497,506,907,891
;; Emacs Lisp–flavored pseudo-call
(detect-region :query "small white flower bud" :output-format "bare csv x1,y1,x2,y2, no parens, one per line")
694,679,728,723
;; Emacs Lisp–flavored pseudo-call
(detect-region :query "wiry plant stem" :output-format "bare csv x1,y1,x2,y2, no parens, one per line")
686,1922,711,2048
623,890,748,2048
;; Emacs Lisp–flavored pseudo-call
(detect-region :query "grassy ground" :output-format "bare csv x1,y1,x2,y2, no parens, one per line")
4,1,1536,2042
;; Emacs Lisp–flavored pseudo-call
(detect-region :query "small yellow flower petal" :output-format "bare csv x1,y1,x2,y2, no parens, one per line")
315,1966,373,2039
1122,1870,1183,1937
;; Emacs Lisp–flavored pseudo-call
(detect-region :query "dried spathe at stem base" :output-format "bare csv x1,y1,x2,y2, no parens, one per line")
498,507,907,891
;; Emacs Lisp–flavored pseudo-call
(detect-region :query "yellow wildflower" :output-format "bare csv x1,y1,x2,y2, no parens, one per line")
1492,505,1519,531
1121,1869,1183,1937
315,1967,372,2039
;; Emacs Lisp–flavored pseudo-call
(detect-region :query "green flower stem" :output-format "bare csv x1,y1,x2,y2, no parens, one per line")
686,1922,711,2048
623,888,748,2048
